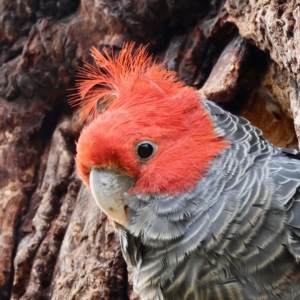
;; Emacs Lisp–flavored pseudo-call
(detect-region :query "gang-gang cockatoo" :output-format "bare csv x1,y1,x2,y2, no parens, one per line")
71,43,300,300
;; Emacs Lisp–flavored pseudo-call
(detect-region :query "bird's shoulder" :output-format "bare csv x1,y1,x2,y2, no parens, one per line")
204,99,300,263
269,149,300,263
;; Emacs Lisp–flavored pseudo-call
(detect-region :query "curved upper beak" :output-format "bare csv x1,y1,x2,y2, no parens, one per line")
89,168,135,225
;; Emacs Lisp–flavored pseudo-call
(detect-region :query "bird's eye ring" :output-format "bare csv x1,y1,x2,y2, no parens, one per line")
136,141,156,161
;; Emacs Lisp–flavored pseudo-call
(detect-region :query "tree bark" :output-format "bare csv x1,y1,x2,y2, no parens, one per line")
0,0,298,299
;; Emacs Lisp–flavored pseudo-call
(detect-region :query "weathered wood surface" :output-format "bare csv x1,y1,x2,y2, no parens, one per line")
226,0,300,145
0,0,299,299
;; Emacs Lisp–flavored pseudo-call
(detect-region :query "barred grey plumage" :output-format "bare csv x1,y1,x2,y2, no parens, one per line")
118,99,300,300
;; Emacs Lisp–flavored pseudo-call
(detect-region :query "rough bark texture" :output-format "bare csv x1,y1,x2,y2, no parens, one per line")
0,0,299,299
225,0,300,146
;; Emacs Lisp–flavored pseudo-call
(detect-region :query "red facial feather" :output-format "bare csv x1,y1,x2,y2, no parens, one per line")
73,43,228,194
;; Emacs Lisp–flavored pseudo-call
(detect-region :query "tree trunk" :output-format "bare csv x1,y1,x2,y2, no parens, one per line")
0,0,298,299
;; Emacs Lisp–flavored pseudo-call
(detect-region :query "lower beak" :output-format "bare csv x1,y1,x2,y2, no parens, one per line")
89,168,135,225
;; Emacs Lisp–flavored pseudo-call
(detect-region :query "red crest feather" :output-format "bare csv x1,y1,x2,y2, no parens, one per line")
69,42,182,123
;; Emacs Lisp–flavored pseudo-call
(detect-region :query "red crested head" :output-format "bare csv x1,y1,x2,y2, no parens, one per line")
72,43,228,195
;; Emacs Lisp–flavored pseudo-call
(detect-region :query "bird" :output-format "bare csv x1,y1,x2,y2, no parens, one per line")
70,42,300,300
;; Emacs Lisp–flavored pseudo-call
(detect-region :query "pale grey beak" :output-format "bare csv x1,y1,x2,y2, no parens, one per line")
89,168,135,225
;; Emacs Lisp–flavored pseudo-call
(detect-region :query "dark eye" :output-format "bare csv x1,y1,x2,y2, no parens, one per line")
136,142,156,160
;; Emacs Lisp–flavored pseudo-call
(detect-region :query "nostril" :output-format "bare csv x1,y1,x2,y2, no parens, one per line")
124,205,129,216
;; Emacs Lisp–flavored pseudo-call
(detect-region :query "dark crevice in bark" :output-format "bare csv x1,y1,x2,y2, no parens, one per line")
28,106,63,157
223,44,270,115
108,250,129,300
3,49,23,65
